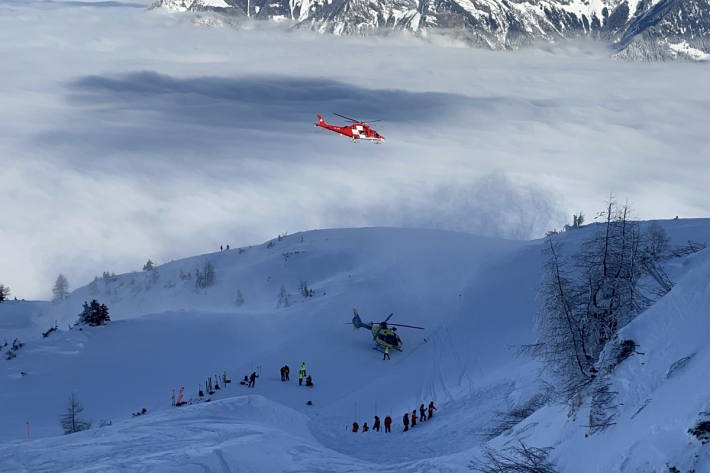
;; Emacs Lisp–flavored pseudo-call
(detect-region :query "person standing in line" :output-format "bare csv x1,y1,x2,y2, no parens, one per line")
428,401,437,419
373,416,381,432
384,416,392,433
411,409,417,427
299,362,306,385
419,404,427,422
403,412,409,432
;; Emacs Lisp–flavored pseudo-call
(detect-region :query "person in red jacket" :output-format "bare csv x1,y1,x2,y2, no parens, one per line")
403,412,409,432
352,422,359,432
428,401,437,419
384,416,392,433
411,409,417,427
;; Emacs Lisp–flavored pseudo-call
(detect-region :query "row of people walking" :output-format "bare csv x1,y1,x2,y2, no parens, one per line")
403,401,436,432
352,401,437,433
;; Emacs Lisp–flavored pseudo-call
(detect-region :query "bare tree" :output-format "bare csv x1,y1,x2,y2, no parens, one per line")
52,274,70,303
470,441,557,473
535,199,670,399
535,236,594,395
59,393,91,434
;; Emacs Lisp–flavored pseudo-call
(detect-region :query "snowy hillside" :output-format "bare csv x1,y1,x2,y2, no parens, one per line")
1,221,709,472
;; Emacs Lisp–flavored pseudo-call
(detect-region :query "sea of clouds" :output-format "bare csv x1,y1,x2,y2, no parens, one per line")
1,0,709,298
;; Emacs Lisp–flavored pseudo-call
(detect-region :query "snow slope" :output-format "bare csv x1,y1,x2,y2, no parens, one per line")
1,221,709,472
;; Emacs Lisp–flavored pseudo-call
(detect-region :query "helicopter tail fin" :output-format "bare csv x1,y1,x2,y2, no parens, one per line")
352,308,362,331
316,114,326,127
352,308,373,331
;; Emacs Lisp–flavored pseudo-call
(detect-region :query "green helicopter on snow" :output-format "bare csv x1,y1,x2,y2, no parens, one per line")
348,309,424,351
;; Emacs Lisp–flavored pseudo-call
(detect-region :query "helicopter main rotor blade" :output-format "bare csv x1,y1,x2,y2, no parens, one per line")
388,323,425,330
333,112,359,122
384,312,394,322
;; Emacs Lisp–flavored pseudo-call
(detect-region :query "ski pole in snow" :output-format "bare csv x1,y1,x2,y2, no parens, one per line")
458,293,462,307
26,421,30,440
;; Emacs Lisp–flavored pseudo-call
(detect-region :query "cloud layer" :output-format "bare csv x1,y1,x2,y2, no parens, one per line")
1,4,709,298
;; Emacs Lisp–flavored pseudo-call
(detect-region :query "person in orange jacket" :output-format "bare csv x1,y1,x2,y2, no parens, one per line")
384,416,392,433
411,409,417,427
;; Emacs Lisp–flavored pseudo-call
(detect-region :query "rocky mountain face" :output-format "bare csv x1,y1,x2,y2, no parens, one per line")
155,0,710,60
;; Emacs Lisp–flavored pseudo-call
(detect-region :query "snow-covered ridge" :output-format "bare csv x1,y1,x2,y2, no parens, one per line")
152,0,710,60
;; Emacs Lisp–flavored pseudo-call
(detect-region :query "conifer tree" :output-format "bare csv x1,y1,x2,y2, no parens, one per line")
0,284,9,303
52,274,70,303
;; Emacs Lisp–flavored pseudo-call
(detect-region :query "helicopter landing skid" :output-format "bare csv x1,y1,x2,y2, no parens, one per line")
372,346,402,353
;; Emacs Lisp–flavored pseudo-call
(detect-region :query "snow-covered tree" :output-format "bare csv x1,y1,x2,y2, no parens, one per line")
59,393,91,435
195,262,215,289
0,283,10,303
235,289,245,306
78,300,111,326
52,274,70,303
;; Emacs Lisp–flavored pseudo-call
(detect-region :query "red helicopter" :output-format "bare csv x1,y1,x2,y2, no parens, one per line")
314,113,385,143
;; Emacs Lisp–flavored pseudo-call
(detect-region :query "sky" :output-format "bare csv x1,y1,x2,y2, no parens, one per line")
1,0,709,299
